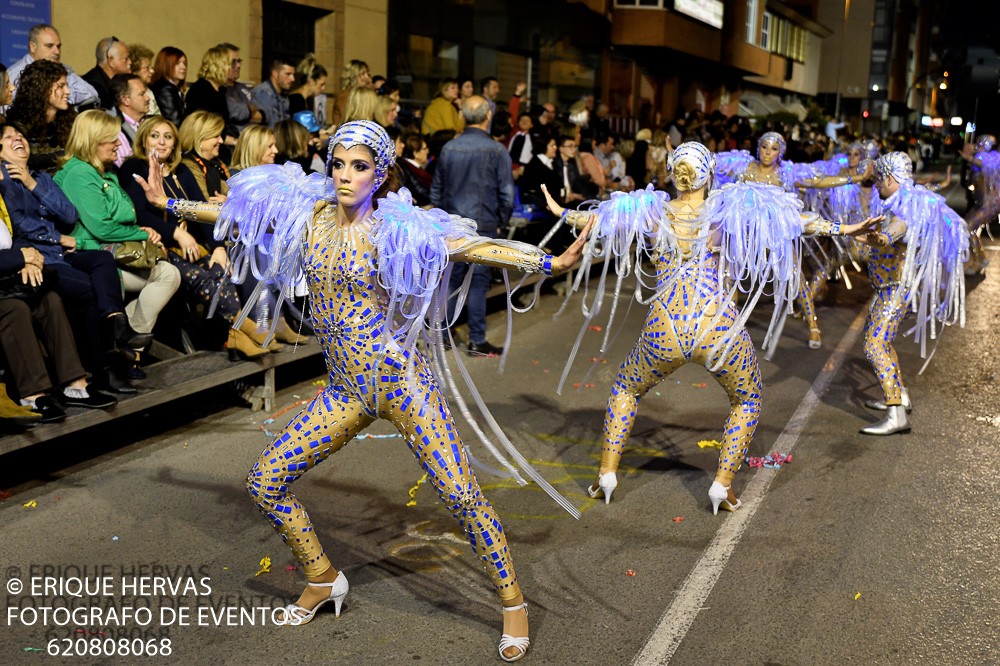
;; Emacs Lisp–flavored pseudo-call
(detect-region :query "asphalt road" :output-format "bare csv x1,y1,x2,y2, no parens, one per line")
1,220,997,665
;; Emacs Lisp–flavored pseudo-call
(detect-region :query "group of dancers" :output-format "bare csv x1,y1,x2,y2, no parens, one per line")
133,120,975,661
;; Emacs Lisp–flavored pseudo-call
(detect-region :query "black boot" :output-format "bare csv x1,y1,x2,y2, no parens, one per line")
109,312,154,350
93,356,138,395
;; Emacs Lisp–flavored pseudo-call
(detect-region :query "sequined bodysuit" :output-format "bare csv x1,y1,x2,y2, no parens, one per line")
741,162,828,345
585,201,763,488
861,213,907,406
244,204,551,600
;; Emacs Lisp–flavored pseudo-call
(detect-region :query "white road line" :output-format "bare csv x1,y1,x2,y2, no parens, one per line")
632,309,869,665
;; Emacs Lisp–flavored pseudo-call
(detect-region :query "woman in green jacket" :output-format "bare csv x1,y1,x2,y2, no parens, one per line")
54,110,180,376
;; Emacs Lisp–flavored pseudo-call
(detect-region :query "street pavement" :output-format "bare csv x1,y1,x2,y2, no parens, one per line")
1,214,997,665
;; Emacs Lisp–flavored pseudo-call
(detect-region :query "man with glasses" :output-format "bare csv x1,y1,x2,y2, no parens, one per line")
220,43,263,133
4,24,99,111
554,135,587,205
83,36,133,110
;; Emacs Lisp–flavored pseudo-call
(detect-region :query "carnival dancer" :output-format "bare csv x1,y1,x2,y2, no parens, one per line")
719,132,838,349
541,142,878,514
795,140,881,302
959,134,999,274
859,152,968,435
135,120,591,662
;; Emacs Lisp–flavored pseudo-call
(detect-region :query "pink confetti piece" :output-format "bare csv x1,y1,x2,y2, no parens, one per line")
673,516,684,523
588,325,603,332
625,569,637,577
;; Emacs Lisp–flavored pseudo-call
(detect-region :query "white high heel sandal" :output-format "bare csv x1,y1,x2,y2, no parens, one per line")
277,571,349,626
708,481,742,515
587,472,618,504
498,602,529,662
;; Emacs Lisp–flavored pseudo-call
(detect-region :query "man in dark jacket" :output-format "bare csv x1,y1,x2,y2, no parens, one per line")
82,36,133,110
431,95,514,356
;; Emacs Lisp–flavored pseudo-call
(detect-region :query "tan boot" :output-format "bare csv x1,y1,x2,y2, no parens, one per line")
0,382,41,422
237,319,285,352
273,317,310,345
227,329,270,361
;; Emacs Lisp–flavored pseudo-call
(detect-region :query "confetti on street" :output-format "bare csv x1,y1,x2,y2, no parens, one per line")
746,452,793,469
255,555,272,577
406,473,429,507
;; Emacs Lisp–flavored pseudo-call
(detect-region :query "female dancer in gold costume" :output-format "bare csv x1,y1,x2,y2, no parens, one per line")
543,142,877,513
136,120,589,662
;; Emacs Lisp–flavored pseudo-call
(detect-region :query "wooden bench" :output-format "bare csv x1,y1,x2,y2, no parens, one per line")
0,341,325,457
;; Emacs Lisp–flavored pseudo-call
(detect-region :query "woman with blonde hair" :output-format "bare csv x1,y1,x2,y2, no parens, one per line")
118,116,267,358
374,94,398,128
341,86,378,124
179,110,229,200
230,125,278,174
185,46,236,152
54,110,181,383
329,59,371,127
421,78,464,136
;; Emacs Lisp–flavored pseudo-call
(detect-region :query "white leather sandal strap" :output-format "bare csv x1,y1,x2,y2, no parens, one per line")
502,602,528,612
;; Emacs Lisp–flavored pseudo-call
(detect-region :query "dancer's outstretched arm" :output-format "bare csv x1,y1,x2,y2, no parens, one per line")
540,184,593,229
448,217,592,277
796,160,874,189
803,213,884,237
133,153,222,223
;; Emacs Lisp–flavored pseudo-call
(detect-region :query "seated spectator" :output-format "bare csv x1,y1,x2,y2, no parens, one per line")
252,58,295,128
422,79,464,136
179,111,229,200
149,47,187,126
0,65,11,121
554,134,590,205
508,112,534,169
0,122,136,393
330,59,371,127
54,109,182,381
397,132,432,207
341,86,378,124
375,94,398,128
425,128,456,178
626,128,653,189
593,130,626,189
110,73,150,167
229,125,278,174
6,60,76,172
5,24,99,110
219,43,261,133
82,36,133,110
518,136,561,209
273,119,313,172
119,117,266,359
289,55,327,116
0,232,116,423
184,46,233,135
128,44,160,116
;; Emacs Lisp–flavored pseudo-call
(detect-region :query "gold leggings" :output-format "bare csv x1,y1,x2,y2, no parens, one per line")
245,351,519,601
862,288,904,406
599,297,762,487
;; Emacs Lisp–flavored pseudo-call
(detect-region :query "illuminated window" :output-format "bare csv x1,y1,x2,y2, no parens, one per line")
745,0,759,45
